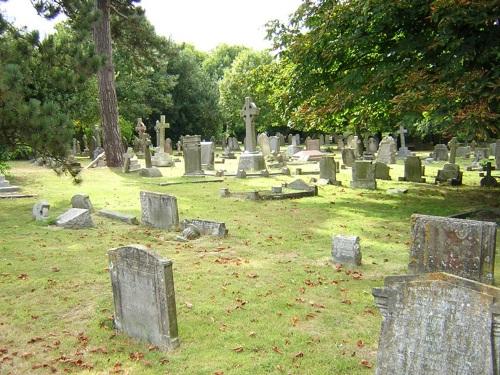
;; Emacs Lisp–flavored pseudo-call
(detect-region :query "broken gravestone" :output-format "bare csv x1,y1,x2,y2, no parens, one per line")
140,191,179,230
331,235,361,266
108,245,179,350
55,208,94,229
408,214,497,284
32,201,50,221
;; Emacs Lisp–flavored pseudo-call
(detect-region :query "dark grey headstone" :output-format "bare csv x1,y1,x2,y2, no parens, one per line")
332,235,361,265
373,273,500,375
140,191,179,230
341,148,356,167
108,245,179,351
374,162,391,180
408,214,497,284
350,161,376,190
319,156,338,184
183,135,204,176
401,156,425,183
71,193,93,211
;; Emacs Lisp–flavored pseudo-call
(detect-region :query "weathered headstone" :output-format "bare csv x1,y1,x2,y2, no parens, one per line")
374,162,391,180
351,136,363,159
341,148,356,167
399,156,425,183
183,135,204,176
455,145,471,158
32,200,50,221
237,97,267,171
319,156,340,185
71,193,93,211
372,272,500,375
55,208,94,229
376,136,396,164
408,214,496,284
98,210,139,225
269,136,280,154
108,245,179,350
350,161,376,189
332,235,361,265
432,144,449,161
436,162,462,185
258,133,271,156
367,137,379,153
200,141,215,170
305,139,320,151
496,139,500,170
140,191,179,230
180,219,228,237
447,137,459,164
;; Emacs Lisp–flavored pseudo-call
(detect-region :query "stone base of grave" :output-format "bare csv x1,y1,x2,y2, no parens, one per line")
237,152,267,172
152,152,174,167
398,176,426,183
317,178,342,186
435,163,462,185
350,180,377,190
0,186,20,193
139,168,163,178
183,170,205,177
397,147,412,158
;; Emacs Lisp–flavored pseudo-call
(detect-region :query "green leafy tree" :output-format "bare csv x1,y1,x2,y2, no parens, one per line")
203,44,249,81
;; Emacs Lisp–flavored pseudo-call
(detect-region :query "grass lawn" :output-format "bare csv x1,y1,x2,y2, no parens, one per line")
0,153,499,374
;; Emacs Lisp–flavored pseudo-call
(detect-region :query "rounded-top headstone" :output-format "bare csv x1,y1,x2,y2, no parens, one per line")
71,193,93,211
32,200,50,221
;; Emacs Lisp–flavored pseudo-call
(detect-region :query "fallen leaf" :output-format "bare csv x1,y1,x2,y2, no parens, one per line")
360,359,373,368
18,273,28,280
232,346,244,353
248,332,256,337
341,299,352,305
294,351,304,358
272,346,283,354
129,352,144,361
246,272,258,278
356,340,364,348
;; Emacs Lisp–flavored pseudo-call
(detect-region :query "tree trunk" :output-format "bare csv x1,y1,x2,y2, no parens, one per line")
93,0,123,167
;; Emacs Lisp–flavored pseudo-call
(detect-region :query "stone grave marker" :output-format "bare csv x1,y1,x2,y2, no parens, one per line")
350,161,377,189
305,139,320,151
71,193,93,211
408,214,496,284
456,145,470,158
367,137,379,153
374,162,391,180
55,208,94,228
180,219,228,237
237,97,267,171
432,144,448,161
376,136,396,164
448,137,459,164
397,124,411,157
341,148,356,167
32,201,50,221
372,272,500,375
152,116,174,167
269,136,280,154
332,235,361,265
183,135,204,176
108,245,179,350
399,156,425,183
319,156,341,185
258,133,271,156
496,139,500,170
200,141,215,170
0,174,20,193
140,191,179,230
480,162,498,188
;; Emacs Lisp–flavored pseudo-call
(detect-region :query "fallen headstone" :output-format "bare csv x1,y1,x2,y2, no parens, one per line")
55,208,94,229
98,209,139,225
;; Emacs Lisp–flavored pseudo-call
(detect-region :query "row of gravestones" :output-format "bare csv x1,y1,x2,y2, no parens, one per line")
333,213,498,374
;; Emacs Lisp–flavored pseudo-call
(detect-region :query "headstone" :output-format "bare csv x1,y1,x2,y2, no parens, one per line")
183,135,204,176
397,124,411,157
305,139,320,151
32,200,50,221
165,138,173,155
374,162,391,180
352,136,363,158
258,133,271,156
288,179,314,191
331,235,361,265
435,162,462,185
108,245,179,350
455,145,470,158
227,137,241,151
480,162,498,188
319,134,325,146
200,141,215,170
287,134,293,145
140,191,179,230
55,208,94,229
367,137,379,153
372,272,500,375
490,142,496,156
276,132,285,146
350,161,377,189
335,135,344,150
236,169,246,178
341,148,356,167
98,209,139,225
447,137,459,164
237,97,267,171
180,219,228,237
408,214,496,284
287,145,302,156
139,168,163,178
475,147,489,160
319,156,340,185
71,193,93,211
496,139,500,170
399,156,425,183
269,136,280,154
376,136,396,164
151,116,174,167
292,134,301,146
432,144,449,161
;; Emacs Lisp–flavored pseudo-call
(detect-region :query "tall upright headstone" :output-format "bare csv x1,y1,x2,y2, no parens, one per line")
399,155,426,183
269,136,280,154
408,214,496,284
258,133,271,156
183,135,204,176
108,245,179,350
448,137,459,164
350,161,376,189
319,156,340,185
341,148,356,167
436,138,462,185
237,97,266,171
200,141,215,170
373,273,500,375
376,136,396,164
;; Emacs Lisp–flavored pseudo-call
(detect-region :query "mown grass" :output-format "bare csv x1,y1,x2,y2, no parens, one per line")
0,153,499,375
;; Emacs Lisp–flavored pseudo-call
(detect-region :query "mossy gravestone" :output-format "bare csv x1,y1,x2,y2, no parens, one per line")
140,191,179,230
373,273,500,375
408,214,497,284
108,245,179,350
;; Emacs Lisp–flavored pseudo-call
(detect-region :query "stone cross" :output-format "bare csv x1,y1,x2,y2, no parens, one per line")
136,118,152,168
154,115,170,152
240,97,259,152
135,118,146,139
448,137,459,164
398,124,407,149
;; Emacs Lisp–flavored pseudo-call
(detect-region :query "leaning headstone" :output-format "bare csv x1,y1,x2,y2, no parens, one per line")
372,272,500,375
319,156,341,185
399,156,425,183
350,161,377,189
331,235,361,265
435,162,462,185
108,245,179,350
408,214,496,284
71,193,93,211
183,135,204,176
341,148,356,167
55,208,94,229
140,191,179,230
32,200,50,221
374,162,391,180
432,144,449,161
200,141,215,170
376,136,396,164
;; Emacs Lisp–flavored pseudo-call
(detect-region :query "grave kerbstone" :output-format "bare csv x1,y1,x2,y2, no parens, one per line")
55,208,94,228
408,214,497,284
332,235,361,265
71,193,93,211
350,161,377,190
108,245,179,350
32,200,50,221
373,272,500,375
140,191,179,230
